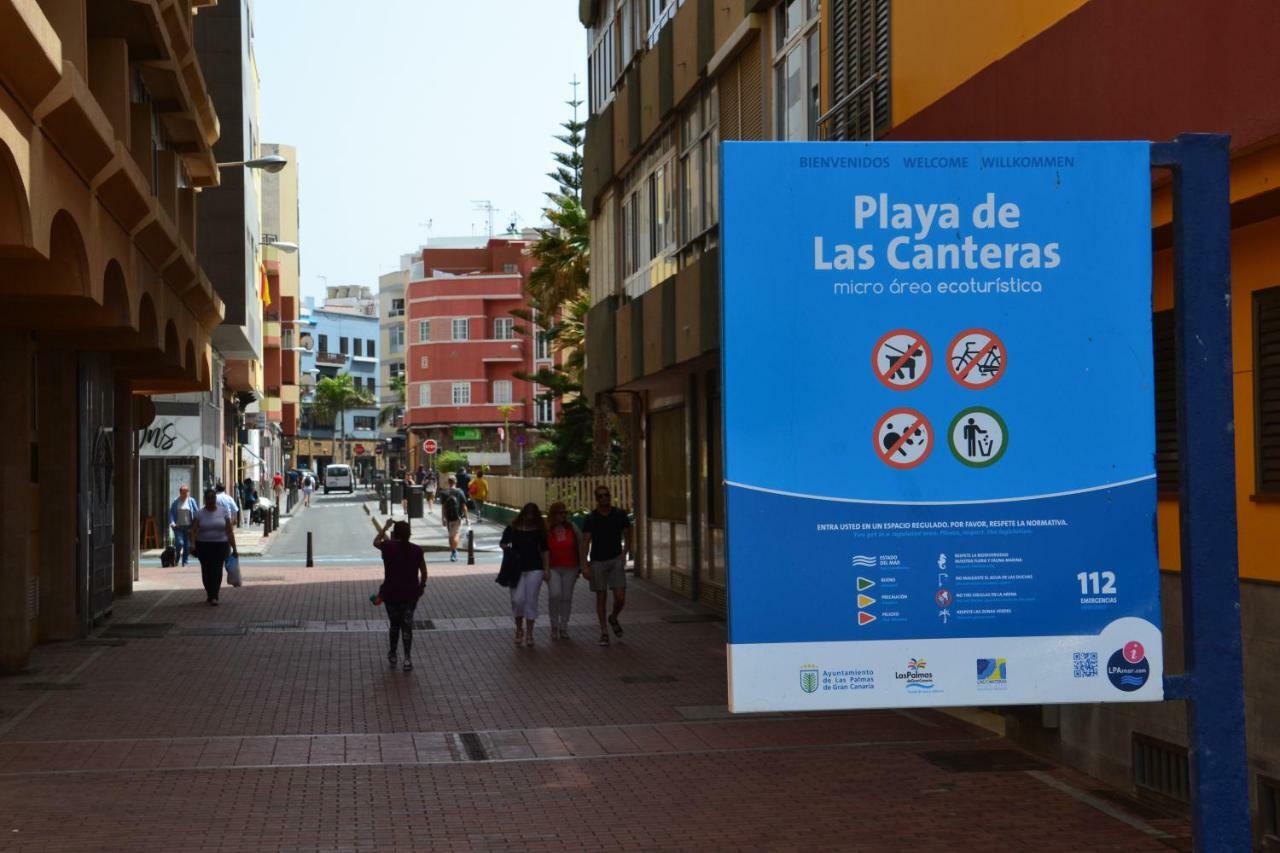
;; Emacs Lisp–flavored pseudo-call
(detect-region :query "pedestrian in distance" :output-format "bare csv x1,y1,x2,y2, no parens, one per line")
168,484,199,567
423,468,437,515
272,470,284,505
214,482,240,527
455,466,471,506
583,485,632,646
469,469,488,521
414,465,428,487
545,502,583,640
241,478,257,525
190,488,238,606
372,519,428,672
440,475,470,561
302,472,315,507
500,503,549,647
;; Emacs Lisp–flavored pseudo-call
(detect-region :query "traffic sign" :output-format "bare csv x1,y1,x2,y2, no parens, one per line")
375,443,384,455
423,439,438,455
353,444,365,456
516,434,527,446
872,329,932,390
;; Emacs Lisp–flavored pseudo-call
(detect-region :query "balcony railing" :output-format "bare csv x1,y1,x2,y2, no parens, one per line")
315,350,349,366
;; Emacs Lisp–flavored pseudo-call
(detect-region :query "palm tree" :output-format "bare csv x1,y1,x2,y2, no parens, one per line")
312,374,375,463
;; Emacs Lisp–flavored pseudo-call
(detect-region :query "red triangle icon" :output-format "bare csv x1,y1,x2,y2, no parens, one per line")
858,611,877,626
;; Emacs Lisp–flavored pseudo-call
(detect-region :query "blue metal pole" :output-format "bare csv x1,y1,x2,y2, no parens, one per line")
1150,133,1250,851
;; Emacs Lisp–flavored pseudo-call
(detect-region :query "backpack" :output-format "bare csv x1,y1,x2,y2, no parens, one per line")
443,492,461,521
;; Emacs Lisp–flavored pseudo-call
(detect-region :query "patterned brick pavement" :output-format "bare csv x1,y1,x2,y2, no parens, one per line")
0,559,1190,851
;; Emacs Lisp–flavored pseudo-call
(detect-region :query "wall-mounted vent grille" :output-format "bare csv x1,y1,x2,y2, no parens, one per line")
1132,734,1189,804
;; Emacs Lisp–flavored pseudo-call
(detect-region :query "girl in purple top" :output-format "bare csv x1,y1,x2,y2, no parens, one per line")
373,520,428,671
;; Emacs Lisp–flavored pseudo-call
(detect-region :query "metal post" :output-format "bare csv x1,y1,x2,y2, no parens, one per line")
466,528,475,565
1150,133,1249,851
306,530,313,568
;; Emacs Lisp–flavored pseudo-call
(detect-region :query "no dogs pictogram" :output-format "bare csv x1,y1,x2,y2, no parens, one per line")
948,329,1006,388
873,329,932,390
874,408,932,469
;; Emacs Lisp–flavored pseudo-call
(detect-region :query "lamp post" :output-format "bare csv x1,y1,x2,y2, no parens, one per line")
216,154,289,173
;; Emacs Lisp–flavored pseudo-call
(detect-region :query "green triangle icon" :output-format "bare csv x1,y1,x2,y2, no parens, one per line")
857,577,875,591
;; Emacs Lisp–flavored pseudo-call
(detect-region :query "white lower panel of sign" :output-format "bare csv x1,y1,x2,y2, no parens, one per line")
727,617,1163,712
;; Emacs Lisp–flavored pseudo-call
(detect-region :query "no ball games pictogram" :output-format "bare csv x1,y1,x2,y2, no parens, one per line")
948,328,1006,388
874,408,932,469
873,329,932,390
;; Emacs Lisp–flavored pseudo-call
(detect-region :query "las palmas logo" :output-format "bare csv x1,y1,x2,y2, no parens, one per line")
897,657,935,691
799,665,819,694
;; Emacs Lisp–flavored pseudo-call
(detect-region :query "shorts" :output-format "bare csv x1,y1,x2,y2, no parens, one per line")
446,520,461,540
588,555,627,592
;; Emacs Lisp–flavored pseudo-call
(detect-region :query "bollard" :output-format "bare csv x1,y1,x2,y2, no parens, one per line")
262,506,271,538
379,494,388,515
306,530,314,567
467,527,475,565
272,506,280,528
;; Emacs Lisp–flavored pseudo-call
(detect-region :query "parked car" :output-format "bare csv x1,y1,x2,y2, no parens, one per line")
324,464,354,494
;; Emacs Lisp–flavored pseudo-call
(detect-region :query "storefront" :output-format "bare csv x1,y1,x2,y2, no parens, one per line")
138,397,219,549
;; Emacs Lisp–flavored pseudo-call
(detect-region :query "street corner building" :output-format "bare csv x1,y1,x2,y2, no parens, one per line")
0,0,225,671
579,0,1280,837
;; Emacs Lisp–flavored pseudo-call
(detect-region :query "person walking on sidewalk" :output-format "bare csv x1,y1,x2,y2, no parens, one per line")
302,472,315,507
583,485,632,646
168,484,198,567
423,469,437,515
500,503,549,647
373,519,427,672
214,482,240,526
469,470,489,521
545,502,583,640
440,475,470,561
190,488,238,606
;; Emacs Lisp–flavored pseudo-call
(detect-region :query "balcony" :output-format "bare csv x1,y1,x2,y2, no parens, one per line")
315,350,349,367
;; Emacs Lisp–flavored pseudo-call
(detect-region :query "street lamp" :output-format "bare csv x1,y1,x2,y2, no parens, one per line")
216,154,289,173
263,239,299,253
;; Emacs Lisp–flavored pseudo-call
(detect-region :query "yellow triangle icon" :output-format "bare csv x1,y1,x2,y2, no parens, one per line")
857,594,876,608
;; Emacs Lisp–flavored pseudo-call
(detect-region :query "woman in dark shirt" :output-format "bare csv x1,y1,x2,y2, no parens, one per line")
501,503,549,647
373,519,427,671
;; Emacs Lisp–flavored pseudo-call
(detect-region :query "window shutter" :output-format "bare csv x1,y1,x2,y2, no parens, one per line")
718,58,741,139
827,0,890,140
737,38,763,141
1255,287,1280,494
1152,310,1178,494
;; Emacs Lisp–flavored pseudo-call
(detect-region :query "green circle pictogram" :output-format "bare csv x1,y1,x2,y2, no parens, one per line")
948,406,1009,468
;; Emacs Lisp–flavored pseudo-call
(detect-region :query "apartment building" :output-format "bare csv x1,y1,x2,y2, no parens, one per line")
297,302,380,478
403,237,557,472
260,143,301,449
378,265,410,473
0,0,224,669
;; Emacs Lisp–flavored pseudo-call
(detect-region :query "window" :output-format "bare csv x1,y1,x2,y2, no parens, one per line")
283,329,294,350
389,326,404,353
680,88,720,243
418,319,431,342
353,416,375,431
494,318,514,340
1153,310,1177,493
648,406,687,519
620,130,678,296
647,0,677,46
1255,286,1280,494
452,382,471,406
420,356,429,369
367,339,375,357
492,380,512,405
417,383,430,407
827,0,890,140
535,331,552,361
451,318,469,340
353,338,363,357
389,361,405,379
319,334,329,353
390,298,405,317
774,0,820,141
339,337,349,355
536,395,554,424
588,2,617,114
502,263,518,273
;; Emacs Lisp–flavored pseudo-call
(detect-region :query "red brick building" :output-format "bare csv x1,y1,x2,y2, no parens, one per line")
404,236,558,471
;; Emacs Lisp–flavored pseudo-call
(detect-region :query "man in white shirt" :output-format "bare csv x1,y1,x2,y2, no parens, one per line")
214,482,240,526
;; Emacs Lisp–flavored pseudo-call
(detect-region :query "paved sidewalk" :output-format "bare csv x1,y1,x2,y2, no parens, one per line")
0,557,1191,852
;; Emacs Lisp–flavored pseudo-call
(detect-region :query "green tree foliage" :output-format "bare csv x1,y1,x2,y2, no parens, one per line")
311,374,375,462
434,451,467,475
378,374,406,427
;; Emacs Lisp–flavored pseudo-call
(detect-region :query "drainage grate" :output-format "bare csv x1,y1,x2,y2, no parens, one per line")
99,622,174,639
663,613,721,624
619,674,678,684
413,619,436,630
16,682,82,691
178,625,247,637
1132,734,1190,804
76,639,127,647
920,749,1051,773
457,732,489,761
246,620,304,630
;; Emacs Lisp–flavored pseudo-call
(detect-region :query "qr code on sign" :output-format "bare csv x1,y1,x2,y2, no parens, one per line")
1073,652,1098,678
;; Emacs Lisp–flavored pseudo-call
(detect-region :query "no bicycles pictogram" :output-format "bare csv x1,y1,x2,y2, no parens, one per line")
873,329,932,390
874,408,932,469
948,329,1006,388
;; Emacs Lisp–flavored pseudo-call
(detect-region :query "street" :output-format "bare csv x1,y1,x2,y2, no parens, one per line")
0,498,1190,852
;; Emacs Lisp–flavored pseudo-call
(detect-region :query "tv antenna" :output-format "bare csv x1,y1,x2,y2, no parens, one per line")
471,200,497,237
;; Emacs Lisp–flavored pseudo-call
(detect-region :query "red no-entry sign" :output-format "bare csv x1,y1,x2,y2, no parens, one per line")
353,444,365,456
423,439,438,455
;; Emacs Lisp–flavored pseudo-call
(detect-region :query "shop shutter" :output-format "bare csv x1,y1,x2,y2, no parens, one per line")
718,59,740,139
828,0,889,140
1152,310,1178,494
1255,286,1280,494
738,37,763,140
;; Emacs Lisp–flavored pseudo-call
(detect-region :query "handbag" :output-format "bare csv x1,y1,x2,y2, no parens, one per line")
225,554,242,587
495,547,520,588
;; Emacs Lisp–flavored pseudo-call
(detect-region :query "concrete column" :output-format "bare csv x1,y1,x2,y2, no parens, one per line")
0,336,35,672
113,378,136,595
36,350,79,642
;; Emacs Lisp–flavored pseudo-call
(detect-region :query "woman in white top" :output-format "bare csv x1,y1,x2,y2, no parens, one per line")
191,488,238,606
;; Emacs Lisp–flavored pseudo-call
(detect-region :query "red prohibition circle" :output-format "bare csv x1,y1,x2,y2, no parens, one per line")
872,408,933,469
871,329,933,391
947,328,1007,389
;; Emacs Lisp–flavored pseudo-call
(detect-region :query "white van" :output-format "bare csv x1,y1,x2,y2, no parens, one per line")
324,464,354,494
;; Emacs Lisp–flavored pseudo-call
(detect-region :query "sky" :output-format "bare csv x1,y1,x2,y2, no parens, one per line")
253,1,587,301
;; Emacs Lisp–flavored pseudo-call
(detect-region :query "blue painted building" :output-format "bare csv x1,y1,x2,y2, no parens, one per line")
297,298,380,478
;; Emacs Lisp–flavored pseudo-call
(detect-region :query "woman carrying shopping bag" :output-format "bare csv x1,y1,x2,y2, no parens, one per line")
545,502,583,640
500,503,549,647
190,488,238,606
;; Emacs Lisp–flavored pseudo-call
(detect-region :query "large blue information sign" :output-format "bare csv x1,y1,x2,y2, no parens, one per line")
722,141,1162,711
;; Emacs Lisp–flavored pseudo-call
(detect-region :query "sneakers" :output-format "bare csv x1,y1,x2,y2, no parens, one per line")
387,651,397,669
450,550,458,562
402,659,413,672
